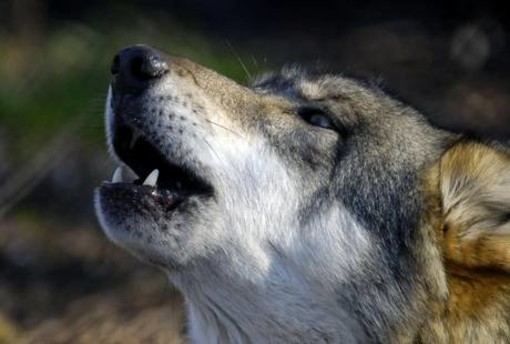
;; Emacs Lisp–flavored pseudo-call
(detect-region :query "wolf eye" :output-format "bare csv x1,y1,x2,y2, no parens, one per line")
308,114,332,128
298,108,335,130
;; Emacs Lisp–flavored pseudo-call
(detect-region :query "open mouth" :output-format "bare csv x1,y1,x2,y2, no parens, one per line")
104,120,213,210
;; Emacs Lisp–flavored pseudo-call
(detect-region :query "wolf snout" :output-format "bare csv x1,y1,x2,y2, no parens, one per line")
111,45,168,93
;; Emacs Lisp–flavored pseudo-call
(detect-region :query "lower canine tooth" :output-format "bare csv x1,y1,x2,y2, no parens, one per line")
143,169,159,187
112,167,123,183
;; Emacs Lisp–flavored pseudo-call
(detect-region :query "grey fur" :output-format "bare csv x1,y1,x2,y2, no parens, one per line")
95,47,463,343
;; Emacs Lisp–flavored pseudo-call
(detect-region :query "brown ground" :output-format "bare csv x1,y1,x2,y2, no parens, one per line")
0,218,187,343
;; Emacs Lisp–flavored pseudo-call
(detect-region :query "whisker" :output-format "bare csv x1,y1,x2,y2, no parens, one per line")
225,40,252,81
251,55,259,69
206,119,244,138
202,137,222,162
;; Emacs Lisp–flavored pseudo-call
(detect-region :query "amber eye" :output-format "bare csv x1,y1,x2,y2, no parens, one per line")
298,107,335,130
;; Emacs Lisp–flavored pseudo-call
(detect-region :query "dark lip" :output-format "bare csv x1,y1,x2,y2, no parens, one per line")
100,182,185,212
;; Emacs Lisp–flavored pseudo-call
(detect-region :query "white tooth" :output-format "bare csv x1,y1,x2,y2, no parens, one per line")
129,128,142,149
112,166,123,183
143,169,159,187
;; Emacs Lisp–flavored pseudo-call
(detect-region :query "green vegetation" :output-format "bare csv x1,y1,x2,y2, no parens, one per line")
0,9,257,162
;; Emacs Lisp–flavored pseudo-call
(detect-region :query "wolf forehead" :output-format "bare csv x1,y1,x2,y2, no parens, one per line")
254,66,388,103
251,66,438,132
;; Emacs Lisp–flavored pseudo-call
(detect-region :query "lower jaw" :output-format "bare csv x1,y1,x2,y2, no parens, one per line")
98,182,184,212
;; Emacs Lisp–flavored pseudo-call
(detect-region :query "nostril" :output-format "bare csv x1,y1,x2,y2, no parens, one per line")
130,56,148,81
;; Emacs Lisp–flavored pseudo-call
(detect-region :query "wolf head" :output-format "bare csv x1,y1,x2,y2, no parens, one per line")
95,45,510,343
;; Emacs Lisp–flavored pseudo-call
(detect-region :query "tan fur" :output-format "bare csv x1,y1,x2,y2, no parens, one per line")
440,142,510,271
419,142,510,343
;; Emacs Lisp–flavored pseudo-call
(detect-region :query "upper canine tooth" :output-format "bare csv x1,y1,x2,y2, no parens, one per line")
112,166,123,183
143,169,159,187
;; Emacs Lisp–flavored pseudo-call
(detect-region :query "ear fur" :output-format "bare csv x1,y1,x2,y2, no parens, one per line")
439,142,510,272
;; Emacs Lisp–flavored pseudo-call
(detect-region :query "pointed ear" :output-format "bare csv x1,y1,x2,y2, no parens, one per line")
439,142,510,272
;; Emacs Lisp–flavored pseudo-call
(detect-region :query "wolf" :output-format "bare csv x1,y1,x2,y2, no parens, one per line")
95,45,510,343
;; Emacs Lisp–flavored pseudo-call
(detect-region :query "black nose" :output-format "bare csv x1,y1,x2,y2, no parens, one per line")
111,45,168,92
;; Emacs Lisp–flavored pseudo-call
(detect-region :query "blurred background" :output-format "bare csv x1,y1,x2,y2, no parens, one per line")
0,0,509,342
